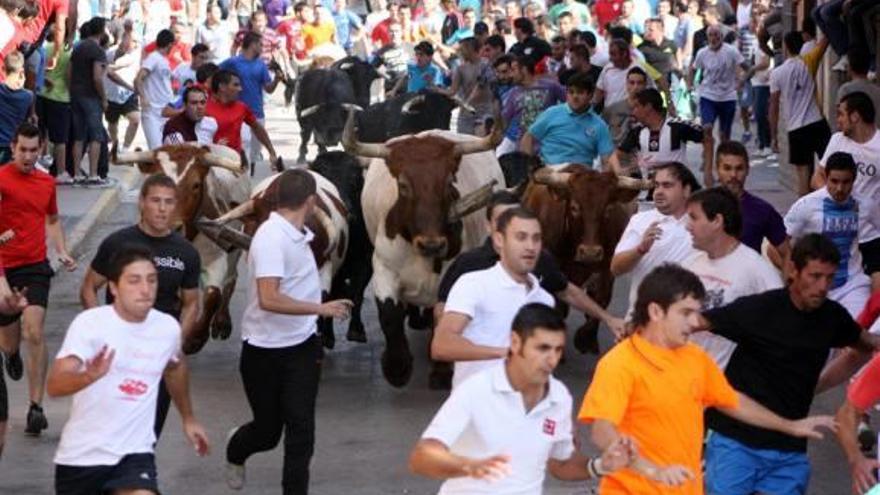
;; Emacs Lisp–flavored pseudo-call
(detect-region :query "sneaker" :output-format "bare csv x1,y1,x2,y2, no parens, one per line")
83,176,116,189
742,131,752,144
55,172,74,185
832,55,849,72
5,351,22,380
225,427,245,490
36,155,53,173
25,403,48,436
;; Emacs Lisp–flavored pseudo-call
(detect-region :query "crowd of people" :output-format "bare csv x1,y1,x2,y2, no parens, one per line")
1,0,880,493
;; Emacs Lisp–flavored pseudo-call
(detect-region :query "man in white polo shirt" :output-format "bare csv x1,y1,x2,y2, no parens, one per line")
224,169,352,494
410,303,635,494
610,162,700,312
432,207,555,388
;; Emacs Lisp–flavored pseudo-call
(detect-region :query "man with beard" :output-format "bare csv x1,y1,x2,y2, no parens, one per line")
162,86,218,145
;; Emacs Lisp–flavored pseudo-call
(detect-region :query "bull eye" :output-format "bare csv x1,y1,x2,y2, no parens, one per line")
570,202,582,216
398,179,412,197
192,182,201,191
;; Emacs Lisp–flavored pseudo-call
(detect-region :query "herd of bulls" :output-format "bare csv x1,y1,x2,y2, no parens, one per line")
111,60,652,388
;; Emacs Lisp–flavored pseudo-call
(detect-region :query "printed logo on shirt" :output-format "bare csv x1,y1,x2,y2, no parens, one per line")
543,418,556,436
857,160,877,178
118,379,149,398
154,255,185,271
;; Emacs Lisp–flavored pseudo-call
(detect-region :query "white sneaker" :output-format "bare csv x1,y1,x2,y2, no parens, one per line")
55,172,74,185
225,426,245,490
832,55,849,72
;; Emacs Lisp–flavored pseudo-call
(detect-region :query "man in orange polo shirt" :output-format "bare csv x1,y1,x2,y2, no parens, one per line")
578,263,836,494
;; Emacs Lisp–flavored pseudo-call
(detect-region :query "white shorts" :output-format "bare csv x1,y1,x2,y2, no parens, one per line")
830,275,872,319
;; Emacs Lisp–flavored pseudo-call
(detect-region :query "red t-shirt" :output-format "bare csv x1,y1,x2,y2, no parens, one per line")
143,41,192,70
206,97,256,151
21,0,70,44
0,164,58,269
593,0,624,33
277,20,307,60
848,353,880,411
371,18,393,47
858,291,880,331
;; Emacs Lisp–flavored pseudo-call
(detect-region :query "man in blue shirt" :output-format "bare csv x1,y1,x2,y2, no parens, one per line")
219,32,281,165
522,72,621,172
332,0,363,53
392,41,445,95
0,53,35,164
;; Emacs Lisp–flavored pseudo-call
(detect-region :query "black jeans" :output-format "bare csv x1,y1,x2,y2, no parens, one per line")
227,335,322,495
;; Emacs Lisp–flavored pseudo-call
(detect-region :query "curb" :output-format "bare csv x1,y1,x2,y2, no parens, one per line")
60,169,142,268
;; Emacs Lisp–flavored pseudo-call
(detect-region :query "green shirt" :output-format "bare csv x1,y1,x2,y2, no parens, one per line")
39,43,71,103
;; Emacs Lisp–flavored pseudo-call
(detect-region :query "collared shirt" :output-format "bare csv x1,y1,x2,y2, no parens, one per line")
528,103,614,166
444,262,555,388
422,364,574,494
241,212,322,348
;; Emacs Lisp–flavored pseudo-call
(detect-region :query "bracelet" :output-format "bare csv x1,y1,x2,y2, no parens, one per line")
587,457,598,478
587,457,607,478
594,457,608,477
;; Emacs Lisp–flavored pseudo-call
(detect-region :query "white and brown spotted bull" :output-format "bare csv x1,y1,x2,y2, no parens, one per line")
114,143,251,354
342,109,505,387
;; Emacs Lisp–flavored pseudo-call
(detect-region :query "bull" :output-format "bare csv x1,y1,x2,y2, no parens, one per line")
355,92,463,143
523,165,650,353
295,66,361,164
343,109,505,387
332,56,383,109
113,143,251,354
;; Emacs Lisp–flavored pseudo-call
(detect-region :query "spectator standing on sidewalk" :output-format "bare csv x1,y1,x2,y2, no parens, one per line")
69,16,111,187
48,246,209,495
837,48,880,129
135,29,176,150
0,52,34,165
35,41,74,183
104,23,141,156
0,123,77,437
225,169,352,494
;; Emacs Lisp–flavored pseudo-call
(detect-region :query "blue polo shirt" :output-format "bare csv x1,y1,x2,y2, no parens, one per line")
406,62,444,92
528,103,614,166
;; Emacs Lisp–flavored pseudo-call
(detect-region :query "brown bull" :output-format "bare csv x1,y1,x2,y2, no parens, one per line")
523,165,650,353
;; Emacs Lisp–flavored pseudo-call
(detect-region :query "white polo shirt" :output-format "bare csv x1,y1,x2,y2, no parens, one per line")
614,208,694,312
421,364,575,495
241,212,321,348
444,262,555,388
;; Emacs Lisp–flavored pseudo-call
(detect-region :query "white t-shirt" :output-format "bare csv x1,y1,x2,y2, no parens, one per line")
597,61,647,107
241,212,321,348
693,43,744,102
53,306,181,466
614,208,694,312
819,130,880,243
769,56,823,131
422,364,574,495
750,48,772,87
140,51,174,110
444,262,555,388
105,49,139,104
196,21,232,61
684,244,783,368
784,187,870,295
736,1,751,30
172,63,197,88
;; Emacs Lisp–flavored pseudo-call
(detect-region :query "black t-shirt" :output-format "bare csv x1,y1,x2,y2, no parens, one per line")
557,66,602,86
69,38,108,99
436,238,568,302
637,39,678,78
91,225,201,319
704,289,862,452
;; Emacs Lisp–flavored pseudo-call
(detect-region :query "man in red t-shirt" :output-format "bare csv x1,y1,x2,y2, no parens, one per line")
0,123,76,438
143,22,192,71
205,69,278,172
593,0,624,33
20,0,69,69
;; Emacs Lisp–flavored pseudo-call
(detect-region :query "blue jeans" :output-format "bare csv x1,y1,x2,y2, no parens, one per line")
813,0,848,57
705,431,811,495
751,85,771,149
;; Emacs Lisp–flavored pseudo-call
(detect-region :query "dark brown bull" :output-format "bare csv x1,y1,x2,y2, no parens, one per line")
523,166,649,353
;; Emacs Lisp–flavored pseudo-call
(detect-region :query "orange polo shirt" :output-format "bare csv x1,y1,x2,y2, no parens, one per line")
578,333,739,494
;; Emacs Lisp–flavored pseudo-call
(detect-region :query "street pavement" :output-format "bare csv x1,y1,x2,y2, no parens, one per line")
0,98,857,494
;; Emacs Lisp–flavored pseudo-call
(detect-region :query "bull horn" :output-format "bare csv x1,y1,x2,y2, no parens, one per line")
452,117,504,157
401,95,426,114
113,150,155,166
341,103,363,112
451,95,476,114
338,62,353,70
532,167,572,189
213,200,255,224
448,179,498,222
342,107,391,159
299,104,322,117
616,175,652,190
202,152,243,172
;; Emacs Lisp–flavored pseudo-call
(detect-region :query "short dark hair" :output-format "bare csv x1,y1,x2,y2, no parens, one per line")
156,29,175,49
566,71,595,92
140,173,178,198
848,46,870,76
653,162,701,193
607,26,633,45
414,40,434,56
211,69,240,93
715,140,749,168
801,15,816,37
513,54,537,74
493,53,514,68
486,190,520,221
294,1,309,13
581,30,597,48
474,21,489,35
687,187,742,238
783,31,804,55
631,264,705,327
183,85,208,103
461,6,475,15
824,151,857,179
569,44,590,61
496,206,538,234
107,245,156,284
627,66,648,81
513,17,534,35
551,34,566,44
557,11,574,21
609,37,630,55
191,43,210,58
495,18,512,34
196,62,219,83
242,31,263,50
81,16,107,38
634,88,664,113
841,91,876,124
459,36,479,52
12,122,40,143
276,169,317,210
512,303,566,341
790,233,840,271
486,34,506,52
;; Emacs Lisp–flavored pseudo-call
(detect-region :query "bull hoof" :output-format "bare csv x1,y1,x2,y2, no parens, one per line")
381,350,414,388
211,319,233,340
407,306,432,331
574,319,600,355
346,321,367,343
428,367,452,390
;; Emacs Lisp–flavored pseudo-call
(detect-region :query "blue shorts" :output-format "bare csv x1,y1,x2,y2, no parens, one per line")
699,97,737,137
705,431,811,495
71,96,108,144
